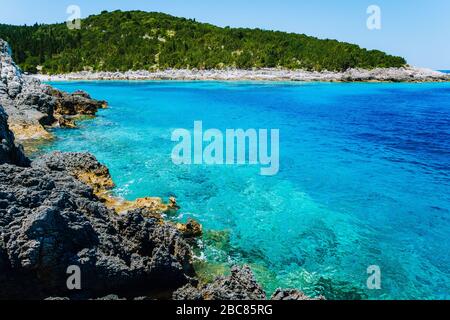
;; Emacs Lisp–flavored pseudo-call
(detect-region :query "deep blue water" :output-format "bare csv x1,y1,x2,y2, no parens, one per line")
43,81,450,300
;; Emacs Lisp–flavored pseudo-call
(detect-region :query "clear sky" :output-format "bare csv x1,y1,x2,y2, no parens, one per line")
0,0,448,69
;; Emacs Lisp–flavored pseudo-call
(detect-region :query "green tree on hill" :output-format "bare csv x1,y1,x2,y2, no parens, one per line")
0,10,407,74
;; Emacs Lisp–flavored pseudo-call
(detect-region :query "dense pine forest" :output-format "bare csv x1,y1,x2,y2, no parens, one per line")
0,10,407,74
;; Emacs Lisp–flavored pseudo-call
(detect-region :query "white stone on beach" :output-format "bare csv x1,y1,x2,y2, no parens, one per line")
32,66,450,83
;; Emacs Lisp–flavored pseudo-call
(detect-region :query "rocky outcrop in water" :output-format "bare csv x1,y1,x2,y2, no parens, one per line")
34,151,183,218
0,39,106,141
51,89,107,116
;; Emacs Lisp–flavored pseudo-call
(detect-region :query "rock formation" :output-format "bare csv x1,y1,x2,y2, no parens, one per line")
176,218,203,239
271,289,325,300
33,151,116,195
51,89,107,116
0,39,106,142
173,265,267,300
0,153,196,300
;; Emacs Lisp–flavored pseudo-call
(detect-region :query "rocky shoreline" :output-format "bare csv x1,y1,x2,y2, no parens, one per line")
1,38,320,300
33,66,450,83
1,39,107,143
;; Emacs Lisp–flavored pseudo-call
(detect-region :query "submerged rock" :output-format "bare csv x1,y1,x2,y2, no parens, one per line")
57,115,77,128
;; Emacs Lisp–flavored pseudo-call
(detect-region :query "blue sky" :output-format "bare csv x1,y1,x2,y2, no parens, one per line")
0,0,448,69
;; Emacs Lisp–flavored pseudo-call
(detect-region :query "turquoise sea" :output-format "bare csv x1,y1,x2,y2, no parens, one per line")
42,81,450,300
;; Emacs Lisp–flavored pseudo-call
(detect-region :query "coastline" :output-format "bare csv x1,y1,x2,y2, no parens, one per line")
33,66,450,83
1,37,320,300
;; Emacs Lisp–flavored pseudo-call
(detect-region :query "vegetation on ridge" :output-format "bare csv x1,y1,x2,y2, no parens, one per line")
0,10,407,74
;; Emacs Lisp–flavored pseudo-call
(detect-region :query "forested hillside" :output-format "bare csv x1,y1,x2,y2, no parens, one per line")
0,10,407,74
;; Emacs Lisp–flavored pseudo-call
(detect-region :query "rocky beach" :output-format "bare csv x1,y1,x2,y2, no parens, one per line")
34,66,450,83
0,38,320,300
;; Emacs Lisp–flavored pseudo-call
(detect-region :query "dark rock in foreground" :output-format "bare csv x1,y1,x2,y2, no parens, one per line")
0,154,195,300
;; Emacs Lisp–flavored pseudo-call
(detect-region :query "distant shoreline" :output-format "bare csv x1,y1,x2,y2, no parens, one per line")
32,67,450,83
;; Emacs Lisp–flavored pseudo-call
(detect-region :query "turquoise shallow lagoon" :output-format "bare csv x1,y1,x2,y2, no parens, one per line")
42,81,450,299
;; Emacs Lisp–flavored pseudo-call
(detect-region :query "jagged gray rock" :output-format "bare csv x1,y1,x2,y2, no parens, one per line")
173,265,266,300
0,153,196,300
1,39,54,132
173,266,323,301
0,39,106,141
33,151,113,184
0,104,29,166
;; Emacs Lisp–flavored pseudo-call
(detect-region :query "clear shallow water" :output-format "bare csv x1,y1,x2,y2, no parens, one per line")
42,81,450,300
